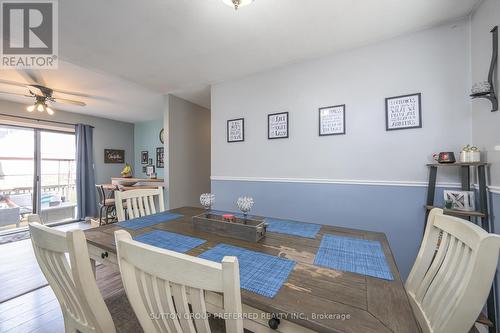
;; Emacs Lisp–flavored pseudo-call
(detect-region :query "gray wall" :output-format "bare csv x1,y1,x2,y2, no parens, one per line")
0,99,134,185
212,21,471,184
211,21,472,280
166,95,210,209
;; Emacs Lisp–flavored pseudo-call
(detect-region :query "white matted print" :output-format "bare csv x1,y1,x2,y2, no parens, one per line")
385,93,422,131
227,118,244,143
319,105,345,136
268,112,289,139
443,190,475,211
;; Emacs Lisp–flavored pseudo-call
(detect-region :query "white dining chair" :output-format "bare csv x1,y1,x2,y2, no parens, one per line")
114,229,244,333
115,186,164,221
405,208,500,333
29,221,117,333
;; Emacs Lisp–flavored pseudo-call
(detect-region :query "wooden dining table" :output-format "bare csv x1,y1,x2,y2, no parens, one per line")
84,206,420,333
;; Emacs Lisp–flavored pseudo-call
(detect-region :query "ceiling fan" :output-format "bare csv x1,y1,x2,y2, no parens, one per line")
0,79,87,116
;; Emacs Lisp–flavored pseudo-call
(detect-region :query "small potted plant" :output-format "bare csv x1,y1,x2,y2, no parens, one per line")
460,145,481,163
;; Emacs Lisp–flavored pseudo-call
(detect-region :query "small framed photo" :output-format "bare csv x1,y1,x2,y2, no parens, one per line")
141,151,149,164
156,147,164,168
444,190,475,211
268,112,289,139
385,93,422,131
146,165,155,176
148,158,153,165
227,118,244,143
319,105,346,136
142,166,147,173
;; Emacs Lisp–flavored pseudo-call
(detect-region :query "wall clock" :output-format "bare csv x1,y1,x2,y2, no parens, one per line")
159,128,165,144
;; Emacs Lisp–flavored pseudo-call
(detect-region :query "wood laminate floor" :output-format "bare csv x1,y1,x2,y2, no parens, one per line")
0,221,104,333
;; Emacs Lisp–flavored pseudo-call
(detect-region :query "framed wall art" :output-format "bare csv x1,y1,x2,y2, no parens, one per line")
268,112,289,139
443,190,475,211
146,165,155,177
319,104,346,136
385,93,422,131
141,151,149,164
227,118,244,143
104,149,125,164
156,147,164,168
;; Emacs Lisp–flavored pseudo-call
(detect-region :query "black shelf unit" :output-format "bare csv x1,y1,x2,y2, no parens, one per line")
425,162,497,333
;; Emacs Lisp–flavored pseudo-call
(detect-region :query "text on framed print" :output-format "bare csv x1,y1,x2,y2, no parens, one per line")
385,93,422,131
227,118,244,143
319,105,346,136
268,112,289,139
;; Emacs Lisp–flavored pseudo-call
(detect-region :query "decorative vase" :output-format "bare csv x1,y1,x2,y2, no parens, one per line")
470,151,481,162
236,196,254,222
460,151,469,163
200,193,215,217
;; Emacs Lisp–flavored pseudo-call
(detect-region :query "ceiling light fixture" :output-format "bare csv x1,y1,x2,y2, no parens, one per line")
222,0,254,10
26,98,55,115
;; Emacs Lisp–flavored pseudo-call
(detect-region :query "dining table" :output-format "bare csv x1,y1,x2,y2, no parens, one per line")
84,206,420,333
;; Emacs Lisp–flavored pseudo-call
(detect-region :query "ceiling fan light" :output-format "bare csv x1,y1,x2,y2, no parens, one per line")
46,106,54,115
37,103,45,112
222,0,254,10
26,105,35,112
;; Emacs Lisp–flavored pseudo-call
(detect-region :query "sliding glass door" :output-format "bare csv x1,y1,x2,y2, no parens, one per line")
40,131,77,224
0,125,35,232
0,124,78,233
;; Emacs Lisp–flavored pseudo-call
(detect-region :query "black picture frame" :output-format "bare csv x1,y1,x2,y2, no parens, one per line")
385,93,422,131
156,147,164,168
142,166,147,173
268,112,289,139
141,151,149,164
104,149,125,164
227,118,245,143
319,104,346,136
148,158,153,165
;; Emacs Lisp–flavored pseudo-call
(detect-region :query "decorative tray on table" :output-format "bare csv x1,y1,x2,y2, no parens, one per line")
192,213,267,242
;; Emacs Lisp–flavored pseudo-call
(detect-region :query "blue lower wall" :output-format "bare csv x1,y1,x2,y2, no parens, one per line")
212,179,456,279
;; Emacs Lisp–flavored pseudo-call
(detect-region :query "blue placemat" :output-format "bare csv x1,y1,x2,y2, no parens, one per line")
116,212,183,230
133,230,206,253
266,218,321,239
199,244,296,298
314,235,393,280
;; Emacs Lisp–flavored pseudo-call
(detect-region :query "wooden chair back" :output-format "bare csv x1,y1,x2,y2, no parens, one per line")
96,185,106,205
114,229,244,333
29,222,116,333
114,186,164,221
405,208,500,333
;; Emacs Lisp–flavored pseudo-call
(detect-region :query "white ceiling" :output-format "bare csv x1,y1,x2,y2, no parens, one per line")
0,63,164,123
0,0,481,122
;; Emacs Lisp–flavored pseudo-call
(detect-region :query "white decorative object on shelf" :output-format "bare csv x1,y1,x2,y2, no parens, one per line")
460,145,481,163
236,196,254,220
444,190,475,211
200,193,215,216
471,81,492,94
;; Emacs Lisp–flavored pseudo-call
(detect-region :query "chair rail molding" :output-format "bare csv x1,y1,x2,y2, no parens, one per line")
210,176,462,188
